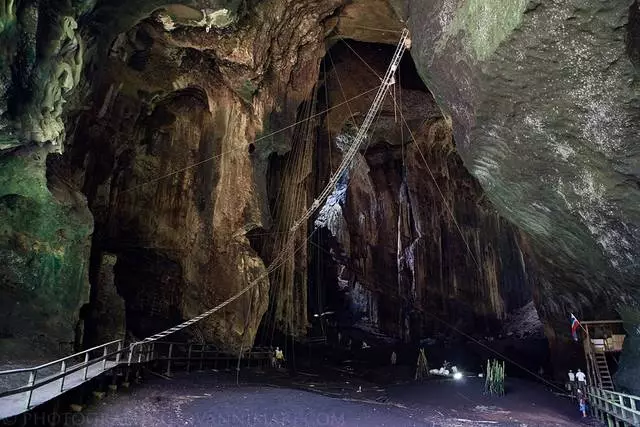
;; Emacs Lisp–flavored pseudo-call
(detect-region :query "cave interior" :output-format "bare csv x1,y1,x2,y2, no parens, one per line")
0,0,639,399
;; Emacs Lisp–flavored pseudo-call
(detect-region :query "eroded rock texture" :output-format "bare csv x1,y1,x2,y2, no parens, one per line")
310,42,539,343
390,0,640,315
0,0,638,391
0,147,93,355
65,0,344,351
0,0,94,356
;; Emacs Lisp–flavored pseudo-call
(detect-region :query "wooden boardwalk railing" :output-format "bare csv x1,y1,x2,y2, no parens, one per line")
0,340,271,420
0,340,125,419
588,386,640,427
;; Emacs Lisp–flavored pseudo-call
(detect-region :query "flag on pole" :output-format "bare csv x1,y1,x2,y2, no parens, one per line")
570,313,581,341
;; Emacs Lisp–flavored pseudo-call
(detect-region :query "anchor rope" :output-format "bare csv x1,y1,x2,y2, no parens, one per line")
131,29,411,349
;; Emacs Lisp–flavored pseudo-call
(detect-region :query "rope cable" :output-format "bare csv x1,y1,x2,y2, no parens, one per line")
336,35,481,272
314,38,566,392
119,86,382,195
130,30,411,360
396,105,481,271
307,238,566,393
327,49,357,128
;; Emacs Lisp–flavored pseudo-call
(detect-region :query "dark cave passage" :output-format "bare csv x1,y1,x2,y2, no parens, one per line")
1,0,640,424
251,39,555,382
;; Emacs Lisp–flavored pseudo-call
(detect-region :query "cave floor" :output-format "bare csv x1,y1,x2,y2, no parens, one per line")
70,367,601,427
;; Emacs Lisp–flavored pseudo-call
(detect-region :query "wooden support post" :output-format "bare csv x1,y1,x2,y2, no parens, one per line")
83,352,90,380
166,344,174,376
149,343,155,362
630,398,638,425
127,344,134,366
60,361,67,392
618,395,624,419
115,341,123,364
25,370,36,409
102,345,108,370
124,344,134,383
186,344,193,373
199,345,204,371
214,351,218,370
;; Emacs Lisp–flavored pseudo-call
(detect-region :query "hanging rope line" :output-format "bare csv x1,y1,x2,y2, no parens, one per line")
137,227,318,344
327,49,357,126
308,229,566,393
288,29,411,235
333,17,404,34
131,29,411,350
311,37,564,392
336,35,481,272
394,103,481,271
267,82,318,338
119,86,382,194
323,60,334,175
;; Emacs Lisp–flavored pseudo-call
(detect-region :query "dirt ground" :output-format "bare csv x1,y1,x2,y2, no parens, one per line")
58,367,602,427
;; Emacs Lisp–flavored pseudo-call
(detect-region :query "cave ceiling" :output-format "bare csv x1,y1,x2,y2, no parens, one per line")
1,0,640,366
72,0,640,315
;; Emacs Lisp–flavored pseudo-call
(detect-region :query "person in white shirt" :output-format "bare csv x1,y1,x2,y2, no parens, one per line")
275,347,284,368
568,370,576,393
576,369,587,393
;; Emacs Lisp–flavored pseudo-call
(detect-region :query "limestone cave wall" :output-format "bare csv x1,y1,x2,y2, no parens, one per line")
309,42,540,344
0,0,638,391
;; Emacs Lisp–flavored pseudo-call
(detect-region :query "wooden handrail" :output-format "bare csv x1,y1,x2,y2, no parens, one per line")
580,320,624,325
588,386,640,425
0,339,123,375
0,346,128,399
0,339,273,416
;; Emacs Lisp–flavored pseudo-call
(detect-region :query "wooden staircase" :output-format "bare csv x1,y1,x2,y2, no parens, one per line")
593,352,614,391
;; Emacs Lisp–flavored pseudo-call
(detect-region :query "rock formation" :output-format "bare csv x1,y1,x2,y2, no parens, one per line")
0,0,638,392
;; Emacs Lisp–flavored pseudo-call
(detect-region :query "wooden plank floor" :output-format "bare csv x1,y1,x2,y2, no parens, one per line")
0,361,118,419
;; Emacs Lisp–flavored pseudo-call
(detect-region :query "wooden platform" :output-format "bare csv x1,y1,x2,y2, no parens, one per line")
0,361,118,419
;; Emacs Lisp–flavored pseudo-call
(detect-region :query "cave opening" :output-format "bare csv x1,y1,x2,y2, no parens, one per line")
1,2,639,423
253,38,552,381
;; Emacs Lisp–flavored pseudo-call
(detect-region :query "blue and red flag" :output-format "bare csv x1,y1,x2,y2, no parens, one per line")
570,313,581,341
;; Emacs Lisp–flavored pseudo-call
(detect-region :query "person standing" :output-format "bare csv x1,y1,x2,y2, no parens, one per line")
576,368,587,393
391,351,397,366
568,370,576,393
579,397,588,418
275,346,284,368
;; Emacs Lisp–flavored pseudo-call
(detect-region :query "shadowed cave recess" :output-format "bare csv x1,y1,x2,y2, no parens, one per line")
0,0,639,396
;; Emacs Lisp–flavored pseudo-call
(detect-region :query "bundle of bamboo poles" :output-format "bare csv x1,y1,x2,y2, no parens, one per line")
415,348,429,380
265,88,318,338
484,359,506,396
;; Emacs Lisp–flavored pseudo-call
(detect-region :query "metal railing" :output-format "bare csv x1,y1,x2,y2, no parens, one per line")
0,27,410,419
0,339,125,414
0,339,272,418
148,342,272,376
588,387,640,426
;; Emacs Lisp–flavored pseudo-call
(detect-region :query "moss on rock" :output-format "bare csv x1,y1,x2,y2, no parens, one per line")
0,147,92,351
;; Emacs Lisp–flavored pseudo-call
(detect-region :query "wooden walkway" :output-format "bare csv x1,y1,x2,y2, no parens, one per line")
0,340,271,420
0,340,125,420
588,387,640,427
0,361,118,419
